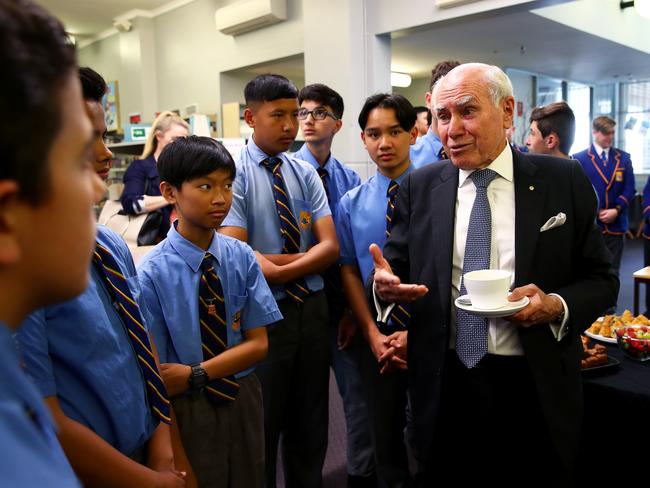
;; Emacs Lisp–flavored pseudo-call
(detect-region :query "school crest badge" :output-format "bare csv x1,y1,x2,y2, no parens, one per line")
299,210,312,230
232,311,241,331
615,171,624,182
206,298,217,317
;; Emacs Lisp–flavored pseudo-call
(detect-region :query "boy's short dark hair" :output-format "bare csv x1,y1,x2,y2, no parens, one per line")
79,67,107,103
429,60,461,92
414,105,431,126
158,135,236,188
244,74,298,105
298,83,344,119
0,0,76,204
530,101,576,155
358,93,416,132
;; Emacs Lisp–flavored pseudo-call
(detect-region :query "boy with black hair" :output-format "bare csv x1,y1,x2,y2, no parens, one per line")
220,74,339,487
410,60,461,167
526,101,575,158
295,83,375,486
413,106,430,137
336,93,418,487
0,1,104,484
139,135,281,487
18,67,189,488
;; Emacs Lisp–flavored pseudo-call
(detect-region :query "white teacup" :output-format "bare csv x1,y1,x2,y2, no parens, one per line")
463,269,511,310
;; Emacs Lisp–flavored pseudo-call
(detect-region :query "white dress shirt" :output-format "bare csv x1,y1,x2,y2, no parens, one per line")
449,143,569,355
592,142,609,161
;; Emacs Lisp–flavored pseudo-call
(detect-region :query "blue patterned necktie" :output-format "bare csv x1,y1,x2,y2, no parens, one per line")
93,243,171,423
384,180,410,330
261,157,310,303
601,150,607,166
456,168,498,368
199,253,239,404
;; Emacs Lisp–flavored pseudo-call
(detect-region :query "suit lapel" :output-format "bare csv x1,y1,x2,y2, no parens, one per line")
430,162,458,314
514,151,546,287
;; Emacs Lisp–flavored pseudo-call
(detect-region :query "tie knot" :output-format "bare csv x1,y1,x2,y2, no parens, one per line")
387,180,400,198
601,151,607,161
470,168,497,189
201,252,214,271
261,157,283,173
316,167,328,179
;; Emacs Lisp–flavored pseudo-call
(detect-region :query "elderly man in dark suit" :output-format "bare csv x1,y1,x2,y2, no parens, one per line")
371,63,618,486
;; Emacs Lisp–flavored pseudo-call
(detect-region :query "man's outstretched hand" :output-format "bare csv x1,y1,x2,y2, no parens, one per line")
371,243,428,303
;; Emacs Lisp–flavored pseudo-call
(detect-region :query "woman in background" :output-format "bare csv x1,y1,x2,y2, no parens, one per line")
121,111,189,242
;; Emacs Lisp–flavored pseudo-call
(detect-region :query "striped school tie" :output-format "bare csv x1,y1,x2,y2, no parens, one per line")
93,244,171,424
601,150,607,166
438,147,448,160
316,166,331,204
456,168,498,368
199,253,239,404
384,180,410,331
261,157,310,303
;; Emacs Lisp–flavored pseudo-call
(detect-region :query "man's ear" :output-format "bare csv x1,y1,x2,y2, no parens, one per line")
332,119,343,135
546,133,559,150
0,180,22,266
159,181,177,205
502,96,515,129
409,126,419,145
243,107,255,129
360,131,367,148
425,91,432,109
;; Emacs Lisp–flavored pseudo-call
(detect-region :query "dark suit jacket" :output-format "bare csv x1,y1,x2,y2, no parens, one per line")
381,148,618,467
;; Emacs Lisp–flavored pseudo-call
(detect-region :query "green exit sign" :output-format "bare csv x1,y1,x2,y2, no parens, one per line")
132,128,146,138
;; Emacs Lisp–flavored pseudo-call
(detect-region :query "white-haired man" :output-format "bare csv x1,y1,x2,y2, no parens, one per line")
369,63,617,485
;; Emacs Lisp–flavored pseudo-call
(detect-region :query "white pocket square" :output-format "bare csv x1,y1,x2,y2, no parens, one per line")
540,212,566,232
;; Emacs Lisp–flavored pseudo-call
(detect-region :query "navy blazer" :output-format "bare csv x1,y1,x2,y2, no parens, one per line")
378,148,618,467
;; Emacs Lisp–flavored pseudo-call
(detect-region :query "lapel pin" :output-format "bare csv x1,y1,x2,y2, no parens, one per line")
529,185,535,191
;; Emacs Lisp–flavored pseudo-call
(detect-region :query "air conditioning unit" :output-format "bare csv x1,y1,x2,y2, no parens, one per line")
215,0,287,36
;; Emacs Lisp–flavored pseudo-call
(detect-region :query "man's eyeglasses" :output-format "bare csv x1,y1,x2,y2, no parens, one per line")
297,107,339,121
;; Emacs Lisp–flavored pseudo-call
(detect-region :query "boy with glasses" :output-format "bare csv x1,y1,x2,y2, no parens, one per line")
295,84,375,486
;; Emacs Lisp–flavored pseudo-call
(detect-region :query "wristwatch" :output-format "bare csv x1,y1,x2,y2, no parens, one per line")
188,363,209,391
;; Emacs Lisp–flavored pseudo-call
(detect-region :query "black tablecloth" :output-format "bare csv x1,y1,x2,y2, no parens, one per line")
578,343,649,485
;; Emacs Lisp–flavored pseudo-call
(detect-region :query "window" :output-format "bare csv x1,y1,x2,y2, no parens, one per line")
619,81,650,173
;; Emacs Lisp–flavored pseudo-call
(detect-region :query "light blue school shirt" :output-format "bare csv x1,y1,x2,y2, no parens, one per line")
409,129,443,169
17,226,158,457
293,144,361,221
223,136,331,300
138,225,282,377
336,165,414,283
0,323,80,487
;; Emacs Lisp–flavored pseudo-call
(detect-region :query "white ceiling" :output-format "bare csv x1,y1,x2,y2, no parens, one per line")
36,1,650,85
37,0,172,36
390,9,650,85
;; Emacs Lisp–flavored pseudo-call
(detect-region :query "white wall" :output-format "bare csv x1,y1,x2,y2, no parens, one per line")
507,69,535,147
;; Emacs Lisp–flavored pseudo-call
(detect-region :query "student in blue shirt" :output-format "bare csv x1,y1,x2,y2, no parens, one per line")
18,68,189,488
0,2,106,485
139,136,282,487
295,83,375,486
410,60,460,169
336,93,418,487
220,74,339,488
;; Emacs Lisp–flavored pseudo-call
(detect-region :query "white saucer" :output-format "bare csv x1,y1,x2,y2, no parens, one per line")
454,295,530,318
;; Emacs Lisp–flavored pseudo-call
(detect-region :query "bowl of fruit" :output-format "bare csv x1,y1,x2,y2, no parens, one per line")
616,325,650,361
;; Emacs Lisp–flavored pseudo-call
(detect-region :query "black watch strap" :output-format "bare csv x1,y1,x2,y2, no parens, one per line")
188,362,208,390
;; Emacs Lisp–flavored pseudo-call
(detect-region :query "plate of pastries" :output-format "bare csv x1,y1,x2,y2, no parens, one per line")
580,335,619,373
585,310,650,344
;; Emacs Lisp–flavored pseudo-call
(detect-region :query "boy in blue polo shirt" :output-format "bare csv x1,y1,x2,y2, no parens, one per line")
294,84,375,486
336,93,418,487
139,136,282,487
0,1,105,485
220,74,339,488
18,67,188,488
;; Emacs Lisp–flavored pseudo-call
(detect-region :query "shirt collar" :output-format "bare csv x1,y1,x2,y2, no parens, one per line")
246,135,280,166
167,222,222,273
375,163,414,189
458,141,513,188
296,144,333,175
592,142,609,157
425,128,441,144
